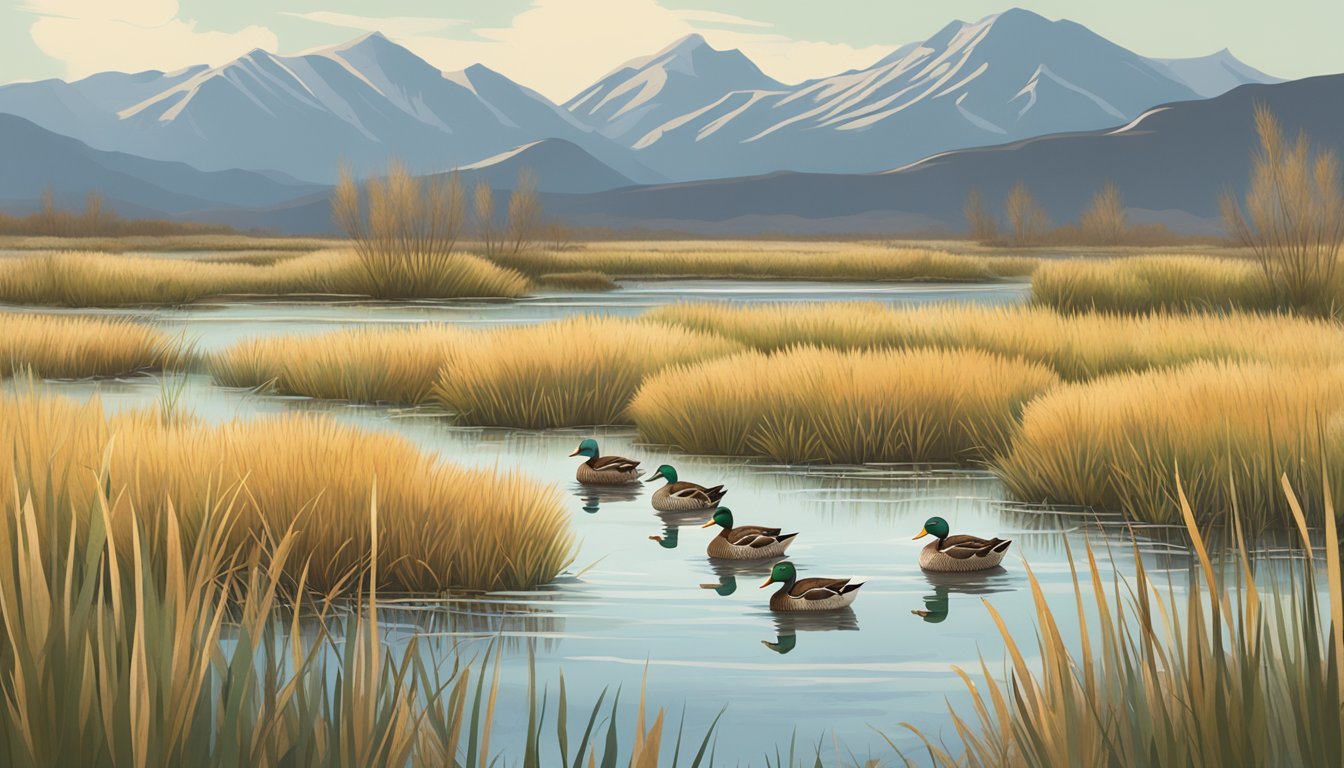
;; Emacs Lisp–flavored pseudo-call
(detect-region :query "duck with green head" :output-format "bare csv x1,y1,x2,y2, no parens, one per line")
913,516,1011,572
700,507,797,560
645,464,726,512
759,561,864,612
569,438,642,485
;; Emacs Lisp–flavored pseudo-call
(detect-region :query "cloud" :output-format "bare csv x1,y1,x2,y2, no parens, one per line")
306,0,894,102
25,0,276,78
282,11,465,38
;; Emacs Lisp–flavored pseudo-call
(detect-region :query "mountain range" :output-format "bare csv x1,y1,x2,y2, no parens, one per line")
0,8,1277,188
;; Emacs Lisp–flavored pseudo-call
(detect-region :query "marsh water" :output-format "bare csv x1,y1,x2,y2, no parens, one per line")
11,277,1325,763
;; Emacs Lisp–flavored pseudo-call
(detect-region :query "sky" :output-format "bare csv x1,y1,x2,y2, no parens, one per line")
1,1,1339,102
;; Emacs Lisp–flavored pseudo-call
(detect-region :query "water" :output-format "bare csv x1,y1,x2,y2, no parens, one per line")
2,278,1028,352
9,278,1322,763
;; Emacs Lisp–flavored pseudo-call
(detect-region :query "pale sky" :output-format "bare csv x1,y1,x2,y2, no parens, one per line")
1,1,1338,102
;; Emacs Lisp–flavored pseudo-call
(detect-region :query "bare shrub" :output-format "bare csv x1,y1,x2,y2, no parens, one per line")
1004,182,1050,247
332,160,478,299
964,187,999,243
506,168,541,255
1079,181,1127,245
472,179,497,256
1222,103,1344,314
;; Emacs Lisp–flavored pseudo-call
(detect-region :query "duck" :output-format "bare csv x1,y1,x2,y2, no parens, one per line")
569,438,642,485
913,516,1011,572
645,464,726,512
759,561,863,612
700,507,797,560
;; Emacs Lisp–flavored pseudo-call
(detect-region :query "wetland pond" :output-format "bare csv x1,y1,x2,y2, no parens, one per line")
12,277,1326,764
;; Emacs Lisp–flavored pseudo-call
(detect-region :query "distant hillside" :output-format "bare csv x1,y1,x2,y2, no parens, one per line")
0,112,319,215
455,139,635,193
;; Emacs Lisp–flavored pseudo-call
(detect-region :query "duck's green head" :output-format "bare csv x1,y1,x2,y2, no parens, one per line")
915,516,951,541
645,464,678,484
701,507,733,530
760,561,797,588
569,438,600,459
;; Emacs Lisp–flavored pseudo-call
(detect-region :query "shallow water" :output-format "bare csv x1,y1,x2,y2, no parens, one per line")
3,278,1028,352
11,278,1325,763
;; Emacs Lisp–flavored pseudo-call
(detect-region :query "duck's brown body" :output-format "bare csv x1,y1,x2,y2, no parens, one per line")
576,454,642,485
652,481,726,512
918,535,1011,572
707,525,797,560
767,577,864,611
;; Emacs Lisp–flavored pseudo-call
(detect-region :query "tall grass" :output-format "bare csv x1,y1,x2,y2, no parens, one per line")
0,312,181,378
0,234,336,252
906,478,1344,767
0,391,571,591
647,301,1344,380
994,360,1344,527
1222,104,1344,315
0,460,716,766
491,243,1037,282
431,317,743,428
0,249,528,306
210,324,467,404
630,346,1058,464
1030,255,1283,314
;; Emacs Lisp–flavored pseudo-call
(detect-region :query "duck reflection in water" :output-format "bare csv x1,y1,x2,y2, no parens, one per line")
697,559,775,597
573,483,642,515
911,567,1016,624
647,508,715,549
762,609,860,654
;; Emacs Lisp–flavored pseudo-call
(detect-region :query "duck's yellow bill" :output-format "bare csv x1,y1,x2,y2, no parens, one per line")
913,528,929,540
759,577,774,588
700,520,717,528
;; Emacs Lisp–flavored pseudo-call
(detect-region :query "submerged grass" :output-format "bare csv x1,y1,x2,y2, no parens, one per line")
430,316,744,428
0,311,180,378
647,301,1344,380
494,242,1037,282
0,249,529,306
1,391,571,591
907,478,1344,767
630,346,1058,465
210,324,467,404
995,360,1344,527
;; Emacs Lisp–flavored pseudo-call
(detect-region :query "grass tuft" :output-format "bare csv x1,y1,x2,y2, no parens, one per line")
0,312,180,378
631,346,1058,465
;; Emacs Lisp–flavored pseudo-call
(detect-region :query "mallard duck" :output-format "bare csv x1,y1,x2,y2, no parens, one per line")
700,507,797,560
645,464,725,512
569,438,641,485
759,561,863,612
913,516,1011,572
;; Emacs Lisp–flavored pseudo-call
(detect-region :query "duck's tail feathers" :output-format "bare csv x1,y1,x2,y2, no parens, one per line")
841,580,865,594
777,532,799,543
705,485,727,502
991,539,1012,553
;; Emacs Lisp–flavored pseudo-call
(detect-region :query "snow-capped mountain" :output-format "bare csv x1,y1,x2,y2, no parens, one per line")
0,33,659,184
596,8,1276,179
564,33,784,144
1154,49,1284,98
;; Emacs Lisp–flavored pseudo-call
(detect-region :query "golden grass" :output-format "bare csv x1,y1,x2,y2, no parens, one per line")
210,324,466,404
630,346,1058,464
994,360,1344,527
0,234,338,252
431,316,744,428
0,311,178,378
493,241,1038,281
647,301,1344,380
909,479,1344,767
1031,255,1285,314
0,249,529,306
1,391,572,591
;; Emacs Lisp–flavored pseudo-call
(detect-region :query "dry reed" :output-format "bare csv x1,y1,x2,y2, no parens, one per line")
630,346,1058,464
994,360,1344,527
0,391,572,591
1030,255,1281,314
431,316,744,428
0,311,179,378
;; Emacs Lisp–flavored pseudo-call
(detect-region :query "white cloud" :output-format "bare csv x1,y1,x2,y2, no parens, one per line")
292,0,893,102
281,11,465,38
25,0,276,78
